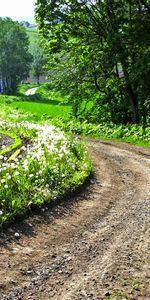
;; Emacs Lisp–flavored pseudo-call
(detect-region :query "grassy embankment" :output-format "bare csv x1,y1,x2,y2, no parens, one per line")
0,85,91,225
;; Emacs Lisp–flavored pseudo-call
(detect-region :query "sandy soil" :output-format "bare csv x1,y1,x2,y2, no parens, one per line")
0,139,150,300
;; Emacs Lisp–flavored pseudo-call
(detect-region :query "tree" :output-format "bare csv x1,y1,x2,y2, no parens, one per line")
35,0,150,124
0,18,32,93
32,38,47,84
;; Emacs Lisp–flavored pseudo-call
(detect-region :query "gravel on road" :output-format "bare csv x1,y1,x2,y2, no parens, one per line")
0,139,150,300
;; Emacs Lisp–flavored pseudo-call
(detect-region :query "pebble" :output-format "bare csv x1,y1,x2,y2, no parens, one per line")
14,232,20,238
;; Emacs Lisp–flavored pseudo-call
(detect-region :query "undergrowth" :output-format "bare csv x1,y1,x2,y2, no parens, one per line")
51,118,150,148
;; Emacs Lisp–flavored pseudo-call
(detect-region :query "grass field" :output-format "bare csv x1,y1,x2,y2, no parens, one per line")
11,99,71,121
0,84,71,122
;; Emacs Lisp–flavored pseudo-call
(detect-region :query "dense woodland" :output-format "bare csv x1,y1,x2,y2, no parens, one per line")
35,0,150,124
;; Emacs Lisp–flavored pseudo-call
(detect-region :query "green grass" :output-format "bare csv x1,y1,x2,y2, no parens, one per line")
17,83,38,94
0,83,150,147
52,119,150,148
0,120,92,225
11,100,71,120
0,84,92,226
104,292,130,300
0,84,71,122
0,131,22,156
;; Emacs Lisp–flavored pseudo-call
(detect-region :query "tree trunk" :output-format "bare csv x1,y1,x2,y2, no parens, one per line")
125,82,139,123
121,62,139,124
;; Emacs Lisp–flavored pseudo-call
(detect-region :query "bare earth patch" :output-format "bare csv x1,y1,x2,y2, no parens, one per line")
0,139,150,300
0,134,14,150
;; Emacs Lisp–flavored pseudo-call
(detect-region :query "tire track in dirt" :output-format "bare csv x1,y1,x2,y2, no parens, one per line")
0,139,150,300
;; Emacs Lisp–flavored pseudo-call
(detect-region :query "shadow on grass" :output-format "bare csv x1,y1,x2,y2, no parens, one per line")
16,93,70,107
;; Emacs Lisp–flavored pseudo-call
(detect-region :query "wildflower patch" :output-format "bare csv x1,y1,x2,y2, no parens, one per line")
0,121,92,225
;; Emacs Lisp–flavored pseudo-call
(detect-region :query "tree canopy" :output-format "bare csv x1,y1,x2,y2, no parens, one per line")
35,0,150,124
0,18,32,93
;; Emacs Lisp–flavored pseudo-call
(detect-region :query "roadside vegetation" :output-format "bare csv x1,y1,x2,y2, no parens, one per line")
0,109,92,225
1,80,149,225
0,84,150,148
0,3,149,298
0,1,149,224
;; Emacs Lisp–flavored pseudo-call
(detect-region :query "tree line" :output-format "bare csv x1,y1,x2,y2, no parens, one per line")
0,18,32,93
35,0,150,124
0,17,45,93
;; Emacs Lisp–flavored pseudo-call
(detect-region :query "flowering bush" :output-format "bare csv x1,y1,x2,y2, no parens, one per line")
0,121,92,224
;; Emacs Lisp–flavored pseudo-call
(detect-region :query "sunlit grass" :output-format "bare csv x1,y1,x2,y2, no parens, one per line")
0,119,92,225
10,100,71,121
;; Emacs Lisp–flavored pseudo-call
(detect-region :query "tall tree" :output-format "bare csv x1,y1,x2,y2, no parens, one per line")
0,18,32,93
32,38,47,84
35,0,150,124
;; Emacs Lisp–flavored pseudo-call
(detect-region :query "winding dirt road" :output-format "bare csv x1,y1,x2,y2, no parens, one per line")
0,139,150,300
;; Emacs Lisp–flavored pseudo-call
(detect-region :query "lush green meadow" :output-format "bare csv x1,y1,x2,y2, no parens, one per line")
11,85,71,121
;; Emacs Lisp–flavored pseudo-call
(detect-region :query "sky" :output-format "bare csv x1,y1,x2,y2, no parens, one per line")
0,0,36,22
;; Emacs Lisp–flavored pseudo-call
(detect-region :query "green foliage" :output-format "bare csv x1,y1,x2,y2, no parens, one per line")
26,27,46,82
0,17,32,93
0,131,22,156
31,39,47,82
26,27,38,54
51,118,150,147
0,84,71,122
0,119,92,225
104,291,130,300
35,0,150,124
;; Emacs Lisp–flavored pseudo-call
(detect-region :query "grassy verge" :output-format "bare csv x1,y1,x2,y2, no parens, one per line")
51,119,150,148
0,117,92,225
0,86,91,225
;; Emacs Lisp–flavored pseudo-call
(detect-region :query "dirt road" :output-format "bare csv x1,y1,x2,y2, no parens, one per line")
0,139,150,300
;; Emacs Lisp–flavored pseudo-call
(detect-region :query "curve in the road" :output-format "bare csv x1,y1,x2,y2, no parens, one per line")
0,139,150,300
